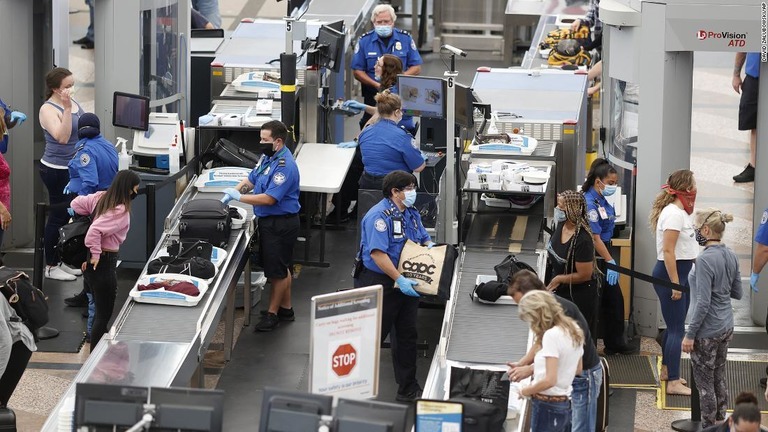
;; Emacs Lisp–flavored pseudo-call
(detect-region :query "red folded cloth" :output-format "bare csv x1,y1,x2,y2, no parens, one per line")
138,280,200,296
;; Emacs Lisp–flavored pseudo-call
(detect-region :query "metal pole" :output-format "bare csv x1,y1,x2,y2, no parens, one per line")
34,202,59,341
442,56,458,245
146,184,157,260
670,362,701,431
281,16,298,151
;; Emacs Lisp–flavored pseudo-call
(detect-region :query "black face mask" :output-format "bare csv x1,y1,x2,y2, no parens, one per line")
694,228,707,246
258,142,276,157
130,190,138,201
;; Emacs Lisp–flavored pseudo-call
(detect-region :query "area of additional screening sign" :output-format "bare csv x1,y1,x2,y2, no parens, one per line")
309,285,382,398
415,400,463,432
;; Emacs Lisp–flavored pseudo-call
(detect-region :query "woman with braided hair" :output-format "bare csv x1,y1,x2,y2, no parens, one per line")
649,169,698,396
546,190,599,338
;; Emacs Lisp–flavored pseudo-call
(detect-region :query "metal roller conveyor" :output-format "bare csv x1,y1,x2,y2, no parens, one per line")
40,178,255,432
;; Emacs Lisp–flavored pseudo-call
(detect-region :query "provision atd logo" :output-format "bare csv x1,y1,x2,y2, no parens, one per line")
697,30,747,46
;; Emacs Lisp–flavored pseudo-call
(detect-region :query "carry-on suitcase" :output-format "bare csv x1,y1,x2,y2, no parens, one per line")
596,356,610,431
178,199,232,248
0,407,16,431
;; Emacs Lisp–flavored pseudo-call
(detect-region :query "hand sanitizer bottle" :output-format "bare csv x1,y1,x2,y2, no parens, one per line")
116,137,131,171
168,135,180,174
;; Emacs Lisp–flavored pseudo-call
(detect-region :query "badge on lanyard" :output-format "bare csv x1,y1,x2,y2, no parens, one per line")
598,206,608,220
393,219,404,238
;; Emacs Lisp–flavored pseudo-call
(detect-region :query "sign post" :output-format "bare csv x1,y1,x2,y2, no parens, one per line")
309,285,382,399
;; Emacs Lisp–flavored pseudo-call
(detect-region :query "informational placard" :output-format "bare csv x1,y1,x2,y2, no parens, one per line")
309,285,382,399
415,399,463,432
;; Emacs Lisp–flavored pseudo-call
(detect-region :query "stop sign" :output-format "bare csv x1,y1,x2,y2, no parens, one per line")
331,343,357,377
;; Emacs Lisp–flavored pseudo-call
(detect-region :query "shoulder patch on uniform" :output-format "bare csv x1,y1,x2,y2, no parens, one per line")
587,209,599,222
374,218,387,232
80,153,90,167
761,210,768,225
354,42,360,53
278,158,286,167
273,172,286,186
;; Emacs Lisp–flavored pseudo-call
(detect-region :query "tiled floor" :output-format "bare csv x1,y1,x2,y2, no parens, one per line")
8,1,767,431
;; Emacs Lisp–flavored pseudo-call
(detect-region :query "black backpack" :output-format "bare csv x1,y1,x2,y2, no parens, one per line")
56,213,93,268
494,254,537,285
0,267,49,333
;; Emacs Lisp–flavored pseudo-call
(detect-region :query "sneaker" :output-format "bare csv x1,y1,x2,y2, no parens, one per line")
733,164,755,183
395,388,421,403
64,292,88,307
59,264,82,277
45,266,76,281
254,313,280,332
258,307,295,321
80,40,94,49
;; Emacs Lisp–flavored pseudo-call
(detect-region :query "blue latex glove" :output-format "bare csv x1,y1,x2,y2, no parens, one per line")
751,272,760,293
396,275,421,297
67,208,75,217
221,188,241,203
63,181,73,195
606,259,619,286
10,111,26,125
337,140,358,149
426,241,436,249
342,100,366,112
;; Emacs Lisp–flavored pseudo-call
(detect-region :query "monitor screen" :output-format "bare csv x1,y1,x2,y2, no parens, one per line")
398,75,445,119
317,24,345,73
113,91,150,131
335,398,409,432
454,83,477,128
150,387,225,432
258,388,333,432
75,383,149,430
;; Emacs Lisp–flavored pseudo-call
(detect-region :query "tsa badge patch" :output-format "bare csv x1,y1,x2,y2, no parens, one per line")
761,210,768,225
375,218,387,232
80,153,90,166
587,209,599,223
273,172,286,185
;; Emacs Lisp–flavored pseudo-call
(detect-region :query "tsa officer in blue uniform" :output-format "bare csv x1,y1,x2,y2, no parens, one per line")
223,120,301,332
752,208,768,332
582,158,634,355
355,170,434,402
357,92,425,190
64,113,118,196
352,4,422,128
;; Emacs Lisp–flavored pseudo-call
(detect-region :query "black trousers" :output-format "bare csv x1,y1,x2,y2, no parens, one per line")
337,148,364,218
556,281,599,340
597,255,627,349
354,267,420,395
0,341,32,406
86,251,119,351
358,171,385,191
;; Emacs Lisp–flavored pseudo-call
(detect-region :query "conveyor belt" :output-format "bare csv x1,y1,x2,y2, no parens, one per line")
445,249,539,364
464,200,545,252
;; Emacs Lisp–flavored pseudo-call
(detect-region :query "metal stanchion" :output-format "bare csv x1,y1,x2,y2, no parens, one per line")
671,362,701,431
34,202,59,340
146,184,157,260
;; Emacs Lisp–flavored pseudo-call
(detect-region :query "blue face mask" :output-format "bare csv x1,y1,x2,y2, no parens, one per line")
375,25,393,38
403,189,417,207
554,207,567,223
602,184,617,197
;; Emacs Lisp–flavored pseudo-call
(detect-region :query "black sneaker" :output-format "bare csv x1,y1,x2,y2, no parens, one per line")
72,36,90,45
81,40,94,49
395,388,421,403
254,313,280,332
64,293,88,307
259,307,295,321
733,164,755,183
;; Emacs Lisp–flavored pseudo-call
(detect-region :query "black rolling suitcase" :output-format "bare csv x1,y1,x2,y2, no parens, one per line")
178,199,232,249
596,356,610,432
0,407,16,431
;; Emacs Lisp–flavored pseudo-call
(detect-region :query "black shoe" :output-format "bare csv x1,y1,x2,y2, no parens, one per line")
395,388,421,403
733,164,755,183
64,293,88,307
254,313,280,332
604,344,638,356
81,40,94,49
760,377,767,389
258,307,295,321
72,36,91,45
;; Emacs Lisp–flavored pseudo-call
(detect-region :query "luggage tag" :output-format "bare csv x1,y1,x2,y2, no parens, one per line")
393,218,404,239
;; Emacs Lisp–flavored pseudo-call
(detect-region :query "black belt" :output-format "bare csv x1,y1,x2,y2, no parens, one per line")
362,171,386,181
259,213,298,219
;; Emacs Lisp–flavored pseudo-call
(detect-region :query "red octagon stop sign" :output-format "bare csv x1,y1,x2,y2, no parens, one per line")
332,343,357,377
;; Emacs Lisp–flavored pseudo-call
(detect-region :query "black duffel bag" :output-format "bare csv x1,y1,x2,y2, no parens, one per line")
201,138,262,169
166,239,213,261
147,256,216,280
178,199,232,248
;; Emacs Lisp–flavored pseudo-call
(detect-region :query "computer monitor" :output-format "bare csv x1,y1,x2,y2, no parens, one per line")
258,387,333,432
324,19,344,33
334,398,409,432
454,83,478,128
398,75,445,119
149,387,225,432
75,383,149,430
113,91,150,131
317,24,345,73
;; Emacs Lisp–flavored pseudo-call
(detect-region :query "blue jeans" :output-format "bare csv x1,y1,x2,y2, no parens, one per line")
85,0,94,41
652,259,693,381
39,163,73,266
192,0,221,28
571,362,604,432
531,398,571,432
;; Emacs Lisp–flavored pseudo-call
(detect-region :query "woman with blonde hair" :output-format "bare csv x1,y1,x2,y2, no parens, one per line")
682,208,742,428
649,169,698,395
518,290,584,432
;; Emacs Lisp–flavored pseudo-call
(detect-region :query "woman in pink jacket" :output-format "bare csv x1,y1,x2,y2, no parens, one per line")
71,170,140,351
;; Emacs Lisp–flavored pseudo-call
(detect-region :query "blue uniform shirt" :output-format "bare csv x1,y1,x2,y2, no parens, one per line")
360,198,431,274
746,53,761,79
360,119,424,176
0,99,10,154
67,135,119,195
756,208,768,246
584,187,615,243
352,29,423,81
247,147,301,217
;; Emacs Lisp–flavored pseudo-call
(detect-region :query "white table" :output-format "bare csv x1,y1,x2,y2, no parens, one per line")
295,143,356,266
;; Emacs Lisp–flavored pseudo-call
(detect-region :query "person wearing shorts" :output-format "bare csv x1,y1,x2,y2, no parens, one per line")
732,52,760,183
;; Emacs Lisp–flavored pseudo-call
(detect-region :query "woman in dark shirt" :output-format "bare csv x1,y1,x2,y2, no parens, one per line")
547,190,599,337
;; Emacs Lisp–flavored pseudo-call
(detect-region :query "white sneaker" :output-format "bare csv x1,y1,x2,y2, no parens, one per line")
59,264,82,277
45,265,77,281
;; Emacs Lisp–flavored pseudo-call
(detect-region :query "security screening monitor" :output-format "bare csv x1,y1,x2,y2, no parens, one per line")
112,91,150,132
398,75,446,120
